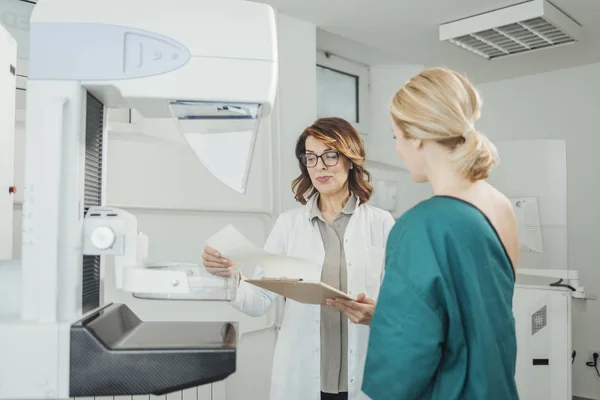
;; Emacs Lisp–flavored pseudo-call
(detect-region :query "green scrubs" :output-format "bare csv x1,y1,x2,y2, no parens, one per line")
362,196,518,400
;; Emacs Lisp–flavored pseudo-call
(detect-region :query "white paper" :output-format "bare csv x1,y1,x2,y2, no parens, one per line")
206,225,321,281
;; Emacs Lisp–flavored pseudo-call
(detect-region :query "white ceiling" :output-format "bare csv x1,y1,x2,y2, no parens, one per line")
253,0,600,82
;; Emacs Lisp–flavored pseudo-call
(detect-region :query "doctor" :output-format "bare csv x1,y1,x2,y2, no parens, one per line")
203,117,395,400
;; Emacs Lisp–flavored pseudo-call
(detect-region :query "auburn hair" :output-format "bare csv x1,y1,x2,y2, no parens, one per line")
291,117,373,205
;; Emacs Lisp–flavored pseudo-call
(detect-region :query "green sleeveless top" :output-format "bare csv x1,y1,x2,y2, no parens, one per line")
362,196,518,400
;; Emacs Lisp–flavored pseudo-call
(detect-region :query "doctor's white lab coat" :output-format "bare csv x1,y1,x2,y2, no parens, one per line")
231,197,395,400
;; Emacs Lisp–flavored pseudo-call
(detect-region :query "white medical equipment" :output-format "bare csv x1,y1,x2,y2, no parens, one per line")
0,0,278,399
514,270,595,400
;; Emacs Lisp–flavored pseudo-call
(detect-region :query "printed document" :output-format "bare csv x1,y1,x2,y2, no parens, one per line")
206,224,321,281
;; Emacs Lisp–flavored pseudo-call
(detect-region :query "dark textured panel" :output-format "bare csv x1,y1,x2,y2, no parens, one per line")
70,304,237,397
82,92,104,313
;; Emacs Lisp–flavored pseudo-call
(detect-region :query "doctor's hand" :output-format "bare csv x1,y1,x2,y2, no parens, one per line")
326,293,376,325
202,245,237,278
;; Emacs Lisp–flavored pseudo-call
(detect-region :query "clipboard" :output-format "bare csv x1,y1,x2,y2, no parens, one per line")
245,279,353,305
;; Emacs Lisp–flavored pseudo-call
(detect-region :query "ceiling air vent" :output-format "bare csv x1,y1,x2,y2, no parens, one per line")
439,0,582,60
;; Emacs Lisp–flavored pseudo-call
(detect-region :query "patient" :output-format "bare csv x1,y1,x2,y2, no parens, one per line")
361,68,520,400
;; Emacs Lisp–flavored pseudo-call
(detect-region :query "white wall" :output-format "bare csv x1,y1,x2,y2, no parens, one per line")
316,29,396,66
366,64,433,218
476,63,600,400
0,24,16,260
277,15,318,212
488,140,568,272
11,11,317,400
366,61,600,399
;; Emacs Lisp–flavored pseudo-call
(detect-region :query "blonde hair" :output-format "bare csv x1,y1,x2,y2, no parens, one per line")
389,67,499,181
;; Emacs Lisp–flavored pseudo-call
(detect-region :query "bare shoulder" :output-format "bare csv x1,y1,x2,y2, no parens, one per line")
458,182,520,270
487,185,520,269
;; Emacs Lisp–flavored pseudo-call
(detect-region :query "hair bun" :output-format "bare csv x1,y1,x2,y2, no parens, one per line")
451,129,499,181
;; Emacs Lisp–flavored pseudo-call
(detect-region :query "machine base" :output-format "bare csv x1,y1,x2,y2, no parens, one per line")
69,303,237,397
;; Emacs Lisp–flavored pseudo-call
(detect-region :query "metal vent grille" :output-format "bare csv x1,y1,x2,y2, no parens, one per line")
82,92,104,313
449,17,576,60
531,305,547,335
440,0,582,61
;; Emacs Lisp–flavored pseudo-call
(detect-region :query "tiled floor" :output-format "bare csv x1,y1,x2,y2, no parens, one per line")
71,384,214,400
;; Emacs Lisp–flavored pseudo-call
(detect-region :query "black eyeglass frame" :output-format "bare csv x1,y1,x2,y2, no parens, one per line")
299,151,341,168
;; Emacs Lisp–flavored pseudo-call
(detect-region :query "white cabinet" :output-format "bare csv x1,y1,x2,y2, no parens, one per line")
513,286,571,399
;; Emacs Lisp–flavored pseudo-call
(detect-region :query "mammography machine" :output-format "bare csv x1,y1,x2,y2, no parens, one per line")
0,0,277,398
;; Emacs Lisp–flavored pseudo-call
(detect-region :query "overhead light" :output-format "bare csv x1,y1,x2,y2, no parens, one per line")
439,0,582,60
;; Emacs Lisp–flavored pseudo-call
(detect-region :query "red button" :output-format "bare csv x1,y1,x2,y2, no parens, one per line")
8,186,16,194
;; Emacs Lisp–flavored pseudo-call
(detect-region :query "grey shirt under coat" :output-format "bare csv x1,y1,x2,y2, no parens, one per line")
310,193,358,394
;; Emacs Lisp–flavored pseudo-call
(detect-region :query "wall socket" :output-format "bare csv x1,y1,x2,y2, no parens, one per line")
588,349,600,362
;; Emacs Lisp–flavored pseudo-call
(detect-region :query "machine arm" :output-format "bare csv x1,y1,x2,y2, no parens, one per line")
517,268,596,300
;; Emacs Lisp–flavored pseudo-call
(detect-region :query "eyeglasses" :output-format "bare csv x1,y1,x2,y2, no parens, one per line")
300,151,340,168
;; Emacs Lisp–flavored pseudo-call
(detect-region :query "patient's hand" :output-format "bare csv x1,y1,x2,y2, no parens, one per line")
202,245,236,278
